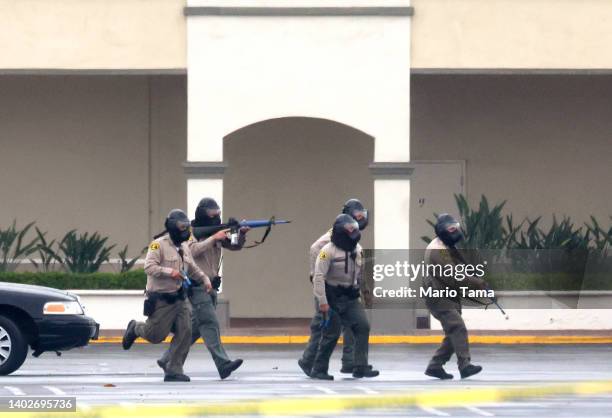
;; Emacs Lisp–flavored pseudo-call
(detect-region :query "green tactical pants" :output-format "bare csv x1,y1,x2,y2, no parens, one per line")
426,298,471,370
135,297,191,376
300,299,355,370
312,297,370,374
160,287,231,373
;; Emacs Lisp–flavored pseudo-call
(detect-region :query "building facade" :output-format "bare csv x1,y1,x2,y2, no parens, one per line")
1,0,611,317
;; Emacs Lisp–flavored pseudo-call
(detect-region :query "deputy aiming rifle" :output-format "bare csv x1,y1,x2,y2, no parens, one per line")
192,216,291,248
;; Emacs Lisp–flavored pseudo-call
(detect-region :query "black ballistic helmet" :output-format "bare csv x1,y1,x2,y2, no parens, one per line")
165,209,192,246
331,214,361,252
342,198,369,230
193,197,221,228
434,213,464,248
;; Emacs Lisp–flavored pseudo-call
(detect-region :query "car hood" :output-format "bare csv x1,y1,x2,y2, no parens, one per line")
0,282,76,301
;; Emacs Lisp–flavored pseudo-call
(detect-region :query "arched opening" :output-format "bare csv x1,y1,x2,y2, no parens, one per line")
222,117,374,318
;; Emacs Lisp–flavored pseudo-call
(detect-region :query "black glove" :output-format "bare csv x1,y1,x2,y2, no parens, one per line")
211,276,222,291
309,274,313,283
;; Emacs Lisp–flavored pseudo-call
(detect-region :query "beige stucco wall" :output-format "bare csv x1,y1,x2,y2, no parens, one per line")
411,74,612,225
411,0,612,69
0,75,186,256
2,0,612,70
0,0,185,70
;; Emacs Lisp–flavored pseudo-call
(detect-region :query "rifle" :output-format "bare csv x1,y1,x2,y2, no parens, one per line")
482,288,509,319
192,216,291,248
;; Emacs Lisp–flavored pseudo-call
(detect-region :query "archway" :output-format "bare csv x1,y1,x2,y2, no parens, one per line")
222,117,374,318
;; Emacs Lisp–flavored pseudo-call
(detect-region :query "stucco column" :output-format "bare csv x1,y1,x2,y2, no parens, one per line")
185,0,413,249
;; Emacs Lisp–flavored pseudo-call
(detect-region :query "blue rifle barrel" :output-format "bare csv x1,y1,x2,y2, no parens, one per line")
239,219,291,228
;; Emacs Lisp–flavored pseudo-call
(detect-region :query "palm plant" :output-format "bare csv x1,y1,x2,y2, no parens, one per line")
422,194,521,250
117,245,146,273
56,230,115,273
0,220,39,272
29,227,60,272
585,216,612,252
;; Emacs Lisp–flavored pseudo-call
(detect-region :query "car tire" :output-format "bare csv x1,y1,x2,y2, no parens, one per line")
0,315,28,375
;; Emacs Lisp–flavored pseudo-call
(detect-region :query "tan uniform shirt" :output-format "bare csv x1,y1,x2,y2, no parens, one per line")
144,235,210,294
309,229,332,277
188,233,246,278
313,242,363,305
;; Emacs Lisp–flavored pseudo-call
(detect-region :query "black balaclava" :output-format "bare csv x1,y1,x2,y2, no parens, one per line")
434,213,464,248
331,214,361,252
192,197,221,237
342,198,369,231
331,214,361,274
165,209,192,246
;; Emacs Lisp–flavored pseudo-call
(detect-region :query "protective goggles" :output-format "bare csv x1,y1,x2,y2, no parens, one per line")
343,220,360,233
351,209,368,221
175,220,191,231
445,222,461,233
205,208,221,217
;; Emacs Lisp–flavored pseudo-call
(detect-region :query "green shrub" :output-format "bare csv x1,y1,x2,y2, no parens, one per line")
0,270,146,290
485,272,598,291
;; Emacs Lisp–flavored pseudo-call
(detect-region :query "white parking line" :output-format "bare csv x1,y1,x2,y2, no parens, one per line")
418,405,450,416
465,405,495,416
44,386,66,396
313,386,337,395
3,386,25,396
354,386,379,395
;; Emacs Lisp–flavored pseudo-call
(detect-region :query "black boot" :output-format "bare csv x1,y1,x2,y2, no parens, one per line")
341,364,373,374
298,359,312,377
460,364,483,379
352,366,379,378
425,366,454,380
164,373,190,382
122,320,137,350
311,370,334,380
219,359,243,379
340,364,354,374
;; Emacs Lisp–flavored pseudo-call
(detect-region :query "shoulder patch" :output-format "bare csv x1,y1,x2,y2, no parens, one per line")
319,250,328,260
149,242,160,251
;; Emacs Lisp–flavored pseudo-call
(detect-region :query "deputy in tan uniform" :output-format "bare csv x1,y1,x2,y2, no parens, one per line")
122,209,211,382
157,197,246,379
299,199,373,376
310,214,379,380
423,213,484,380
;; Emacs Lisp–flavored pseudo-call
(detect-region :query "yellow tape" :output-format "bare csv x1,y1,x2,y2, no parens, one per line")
92,334,612,345
6,379,612,417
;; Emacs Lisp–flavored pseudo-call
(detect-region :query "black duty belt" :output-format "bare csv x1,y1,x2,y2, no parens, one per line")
147,287,186,304
325,283,360,300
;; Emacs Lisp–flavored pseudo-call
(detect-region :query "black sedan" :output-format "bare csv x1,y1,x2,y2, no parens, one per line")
0,282,99,375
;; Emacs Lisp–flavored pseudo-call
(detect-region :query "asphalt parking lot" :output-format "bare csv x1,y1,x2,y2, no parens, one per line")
1,343,611,417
